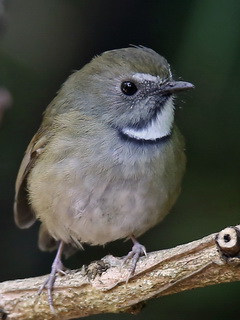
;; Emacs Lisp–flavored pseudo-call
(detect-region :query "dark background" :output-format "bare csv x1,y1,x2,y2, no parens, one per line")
1,0,240,319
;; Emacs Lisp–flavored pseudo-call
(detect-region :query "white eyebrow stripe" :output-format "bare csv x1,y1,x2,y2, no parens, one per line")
132,73,160,83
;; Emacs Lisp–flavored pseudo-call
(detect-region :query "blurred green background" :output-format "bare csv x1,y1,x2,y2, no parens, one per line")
0,0,240,319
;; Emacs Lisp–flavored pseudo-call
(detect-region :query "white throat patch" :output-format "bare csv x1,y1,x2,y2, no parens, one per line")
122,97,174,141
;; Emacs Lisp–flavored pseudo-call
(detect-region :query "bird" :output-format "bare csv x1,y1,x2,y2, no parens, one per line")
14,46,194,311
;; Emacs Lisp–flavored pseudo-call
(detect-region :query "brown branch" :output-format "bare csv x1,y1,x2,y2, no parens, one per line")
1,225,240,320
0,1,12,124
0,87,12,123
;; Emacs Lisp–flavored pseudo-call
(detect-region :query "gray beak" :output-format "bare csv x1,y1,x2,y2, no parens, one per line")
159,81,194,94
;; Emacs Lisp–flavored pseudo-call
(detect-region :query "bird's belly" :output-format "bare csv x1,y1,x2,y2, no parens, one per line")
67,181,171,245
29,128,185,247
32,171,178,246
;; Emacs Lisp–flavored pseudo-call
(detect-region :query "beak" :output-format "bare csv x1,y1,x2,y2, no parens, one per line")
159,81,194,94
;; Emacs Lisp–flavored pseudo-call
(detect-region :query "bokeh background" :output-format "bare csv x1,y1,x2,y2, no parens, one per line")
1,0,240,319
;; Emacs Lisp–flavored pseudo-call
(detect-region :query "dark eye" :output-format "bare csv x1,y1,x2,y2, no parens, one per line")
121,81,138,96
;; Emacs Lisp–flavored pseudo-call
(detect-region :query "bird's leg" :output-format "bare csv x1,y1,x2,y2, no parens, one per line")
123,235,147,279
38,240,66,313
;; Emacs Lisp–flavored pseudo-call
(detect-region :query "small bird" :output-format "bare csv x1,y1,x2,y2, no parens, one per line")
14,46,194,310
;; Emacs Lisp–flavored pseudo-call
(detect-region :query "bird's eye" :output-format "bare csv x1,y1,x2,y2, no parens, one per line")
121,81,138,96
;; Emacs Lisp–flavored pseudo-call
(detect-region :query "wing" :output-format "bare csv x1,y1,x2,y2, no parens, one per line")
14,129,48,229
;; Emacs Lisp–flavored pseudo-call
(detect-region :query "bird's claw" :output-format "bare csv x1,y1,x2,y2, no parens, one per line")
38,241,66,313
122,239,147,281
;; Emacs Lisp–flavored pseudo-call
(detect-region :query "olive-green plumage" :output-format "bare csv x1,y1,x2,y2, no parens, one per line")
14,46,193,308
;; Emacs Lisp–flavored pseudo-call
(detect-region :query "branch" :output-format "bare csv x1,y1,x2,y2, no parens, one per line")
0,87,12,123
0,1,12,125
1,225,240,320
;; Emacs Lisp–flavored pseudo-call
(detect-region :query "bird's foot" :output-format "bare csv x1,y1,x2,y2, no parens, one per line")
38,241,66,313
122,235,147,281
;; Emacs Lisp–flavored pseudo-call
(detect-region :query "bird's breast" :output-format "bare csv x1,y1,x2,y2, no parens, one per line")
28,128,185,246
